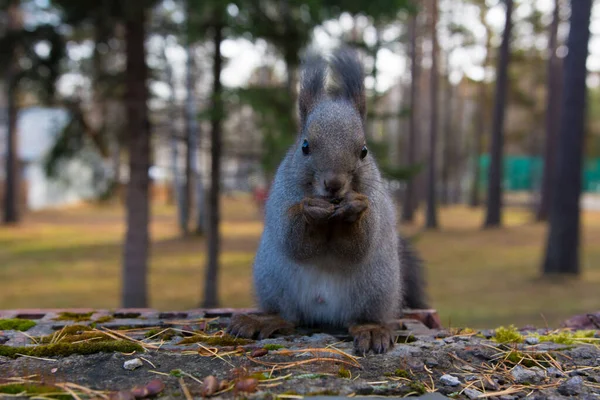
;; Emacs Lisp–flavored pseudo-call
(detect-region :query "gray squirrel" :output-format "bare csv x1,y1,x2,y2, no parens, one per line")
228,47,428,355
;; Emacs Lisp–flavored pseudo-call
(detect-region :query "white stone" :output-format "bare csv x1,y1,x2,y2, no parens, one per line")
123,358,143,370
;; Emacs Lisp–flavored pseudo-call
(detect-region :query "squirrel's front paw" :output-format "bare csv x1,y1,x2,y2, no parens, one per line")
301,197,335,224
330,193,369,223
227,314,295,340
349,324,395,355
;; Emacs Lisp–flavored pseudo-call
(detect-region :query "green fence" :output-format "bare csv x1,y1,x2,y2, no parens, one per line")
478,155,600,193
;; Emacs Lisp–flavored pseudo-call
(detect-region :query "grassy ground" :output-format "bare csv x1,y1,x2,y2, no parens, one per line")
0,195,599,329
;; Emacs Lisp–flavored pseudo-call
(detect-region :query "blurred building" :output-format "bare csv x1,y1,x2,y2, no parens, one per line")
0,106,110,211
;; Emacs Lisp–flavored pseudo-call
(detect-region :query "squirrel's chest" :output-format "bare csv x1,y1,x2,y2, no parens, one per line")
292,266,356,326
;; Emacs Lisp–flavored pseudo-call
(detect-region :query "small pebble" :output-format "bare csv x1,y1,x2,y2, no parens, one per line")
511,365,544,384
123,358,143,371
435,330,450,339
546,367,565,377
439,374,461,386
525,336,540,345
558,376,584,396
463,388,483,400
481,329,495,339
424,358,438,367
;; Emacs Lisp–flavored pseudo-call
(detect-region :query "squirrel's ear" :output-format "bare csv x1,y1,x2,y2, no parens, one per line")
298,53,326,129
328,47,366,121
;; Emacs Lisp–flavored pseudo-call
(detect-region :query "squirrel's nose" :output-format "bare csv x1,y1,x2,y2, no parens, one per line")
324,177,344,195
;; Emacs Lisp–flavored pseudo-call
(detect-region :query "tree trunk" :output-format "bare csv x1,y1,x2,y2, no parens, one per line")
469,6,493,208
425,0,439,230
441,74,452,206
202,20,224,308
401,12,420,223
122,5,150,308
483,0,513,228
163,44,186,233
3,0,21,225
536,0,562,222
542,0,592,276
185,41,206,236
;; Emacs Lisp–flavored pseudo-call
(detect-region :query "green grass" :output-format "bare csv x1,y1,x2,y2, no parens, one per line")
1,195,599,329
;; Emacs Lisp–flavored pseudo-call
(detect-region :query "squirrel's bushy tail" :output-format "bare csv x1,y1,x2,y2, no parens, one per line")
398,236,429,310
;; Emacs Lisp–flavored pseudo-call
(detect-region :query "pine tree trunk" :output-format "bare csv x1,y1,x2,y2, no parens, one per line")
542,0,592,276
537,0,562,222
202,20,224,308
401,12,420,223
441,75,452,206
163,44,186,234
184,40,206,236
3,0,21,225
122,4,150,308
425,0,439,229
483,0,513,228
469,6,493,208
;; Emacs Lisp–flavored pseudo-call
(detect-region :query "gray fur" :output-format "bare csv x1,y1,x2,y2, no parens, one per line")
253,47,428,330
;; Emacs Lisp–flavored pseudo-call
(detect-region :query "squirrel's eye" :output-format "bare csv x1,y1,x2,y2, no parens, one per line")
360,145,368,159
302,139,310,155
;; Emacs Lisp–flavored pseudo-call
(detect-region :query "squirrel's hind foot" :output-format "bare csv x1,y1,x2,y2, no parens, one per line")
349,323,395,355
227,313,295,340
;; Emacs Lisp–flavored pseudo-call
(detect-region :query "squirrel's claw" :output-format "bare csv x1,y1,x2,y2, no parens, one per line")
349,324,395,355
227,314,295,340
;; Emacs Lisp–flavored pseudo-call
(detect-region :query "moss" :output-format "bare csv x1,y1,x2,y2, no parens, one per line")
408,381,426,395
170,369,183,378
0,340,143,359
177,334,252,346
263,344,285,351
338,367,351,379
393,369,410,378
40,331,113,344
144,328,176,341
0,318,36,331
94,316,115,323
493,325,524,344
0,383,71,399
53,312,94,322
450,327,477,336
534,330,597,345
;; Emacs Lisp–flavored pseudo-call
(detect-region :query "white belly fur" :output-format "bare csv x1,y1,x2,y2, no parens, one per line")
292,265,354,326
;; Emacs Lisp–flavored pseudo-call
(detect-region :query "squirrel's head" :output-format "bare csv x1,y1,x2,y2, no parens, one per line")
294,47,370,200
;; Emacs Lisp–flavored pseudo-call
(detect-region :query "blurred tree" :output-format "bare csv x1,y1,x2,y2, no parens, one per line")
122,2,153,308
468,0,493,208
1,0,65,224
483,0,513,229
185,0,206,236
536,0,563,222
401,9,420,223
542,0,592,276
2,0,22,225
202,4,225,308
425,0,439,230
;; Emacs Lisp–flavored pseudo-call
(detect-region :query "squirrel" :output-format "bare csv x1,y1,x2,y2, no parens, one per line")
228,47,429,355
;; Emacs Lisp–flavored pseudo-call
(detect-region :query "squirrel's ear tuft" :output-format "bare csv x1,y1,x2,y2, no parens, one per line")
328,47,366,121
298,52,327,129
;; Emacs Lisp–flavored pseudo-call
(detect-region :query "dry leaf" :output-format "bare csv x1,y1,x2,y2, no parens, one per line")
201,375,219,397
